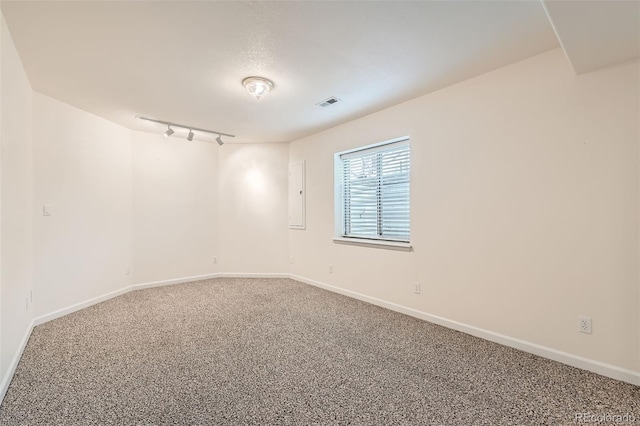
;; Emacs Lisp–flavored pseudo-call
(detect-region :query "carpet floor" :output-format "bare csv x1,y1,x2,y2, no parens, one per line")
0,278,637,425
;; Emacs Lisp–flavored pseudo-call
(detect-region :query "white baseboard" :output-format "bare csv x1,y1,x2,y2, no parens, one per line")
219,272,291,279
0,319,35,403
3,271,637,407
130,272,290,289
33,286,131,326
33,272,291,327
290,274,640,387
0,272,289,404
130,273,221,291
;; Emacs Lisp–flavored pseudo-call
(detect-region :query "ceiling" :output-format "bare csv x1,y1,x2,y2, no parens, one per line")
0,1,635,144
541,0,640,74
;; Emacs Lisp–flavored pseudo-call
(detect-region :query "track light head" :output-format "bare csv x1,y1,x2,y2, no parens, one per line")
164,126,174,138
216,135,224,146
187,130,194,141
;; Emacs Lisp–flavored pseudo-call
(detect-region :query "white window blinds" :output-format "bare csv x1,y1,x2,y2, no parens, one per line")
340,140,410,242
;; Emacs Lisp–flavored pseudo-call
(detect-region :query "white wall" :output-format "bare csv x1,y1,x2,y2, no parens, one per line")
1,15,637,393
132,138,290,280
0,13,34,381
132,131,219,283
32,93,133,317
218,143,289,274
132,136,290,281
289,49,640,374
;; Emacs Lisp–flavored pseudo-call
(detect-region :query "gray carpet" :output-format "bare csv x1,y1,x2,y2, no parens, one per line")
0,278,637,425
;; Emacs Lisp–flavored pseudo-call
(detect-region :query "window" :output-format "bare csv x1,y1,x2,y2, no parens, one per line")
336,138,410,244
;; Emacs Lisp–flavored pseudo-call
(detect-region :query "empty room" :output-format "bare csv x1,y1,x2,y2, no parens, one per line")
0,1,639,424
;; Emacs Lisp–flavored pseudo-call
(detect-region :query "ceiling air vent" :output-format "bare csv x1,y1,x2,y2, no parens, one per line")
316,97,340,107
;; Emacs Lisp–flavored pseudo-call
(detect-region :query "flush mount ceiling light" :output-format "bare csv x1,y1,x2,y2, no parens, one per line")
242,76,274,100
136,116,235,145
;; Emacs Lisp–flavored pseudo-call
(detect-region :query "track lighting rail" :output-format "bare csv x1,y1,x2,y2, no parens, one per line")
135,115,235,145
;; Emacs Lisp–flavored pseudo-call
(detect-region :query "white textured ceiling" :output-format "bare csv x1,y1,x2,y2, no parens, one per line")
1,1,561,144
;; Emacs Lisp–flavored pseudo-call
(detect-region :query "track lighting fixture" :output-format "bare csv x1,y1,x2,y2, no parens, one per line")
135,116,234,145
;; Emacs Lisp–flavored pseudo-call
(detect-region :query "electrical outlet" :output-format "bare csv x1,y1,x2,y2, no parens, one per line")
329,264,333,274
213,257,217,264
125,266,131,275
289,256,293,264
578,316,592,334
414,282,421,294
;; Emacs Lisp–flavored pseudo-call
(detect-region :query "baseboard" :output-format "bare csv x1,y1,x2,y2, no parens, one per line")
130,273,221,291
4,271,637,407
130,272,290,288
290,274,640,387
33,272,291,327
33,286,131,326
218,272,291,279
0,319,35,403
1,272,289,405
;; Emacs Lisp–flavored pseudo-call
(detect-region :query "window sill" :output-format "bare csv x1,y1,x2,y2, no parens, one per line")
332,237,413,251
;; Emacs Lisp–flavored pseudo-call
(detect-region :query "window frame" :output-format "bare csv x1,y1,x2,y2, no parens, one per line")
334,136,412,250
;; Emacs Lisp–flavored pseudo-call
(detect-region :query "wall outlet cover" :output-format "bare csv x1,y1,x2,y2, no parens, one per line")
578,316,592,334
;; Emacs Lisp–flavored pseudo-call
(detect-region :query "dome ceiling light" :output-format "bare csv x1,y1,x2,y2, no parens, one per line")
242,76,274,100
